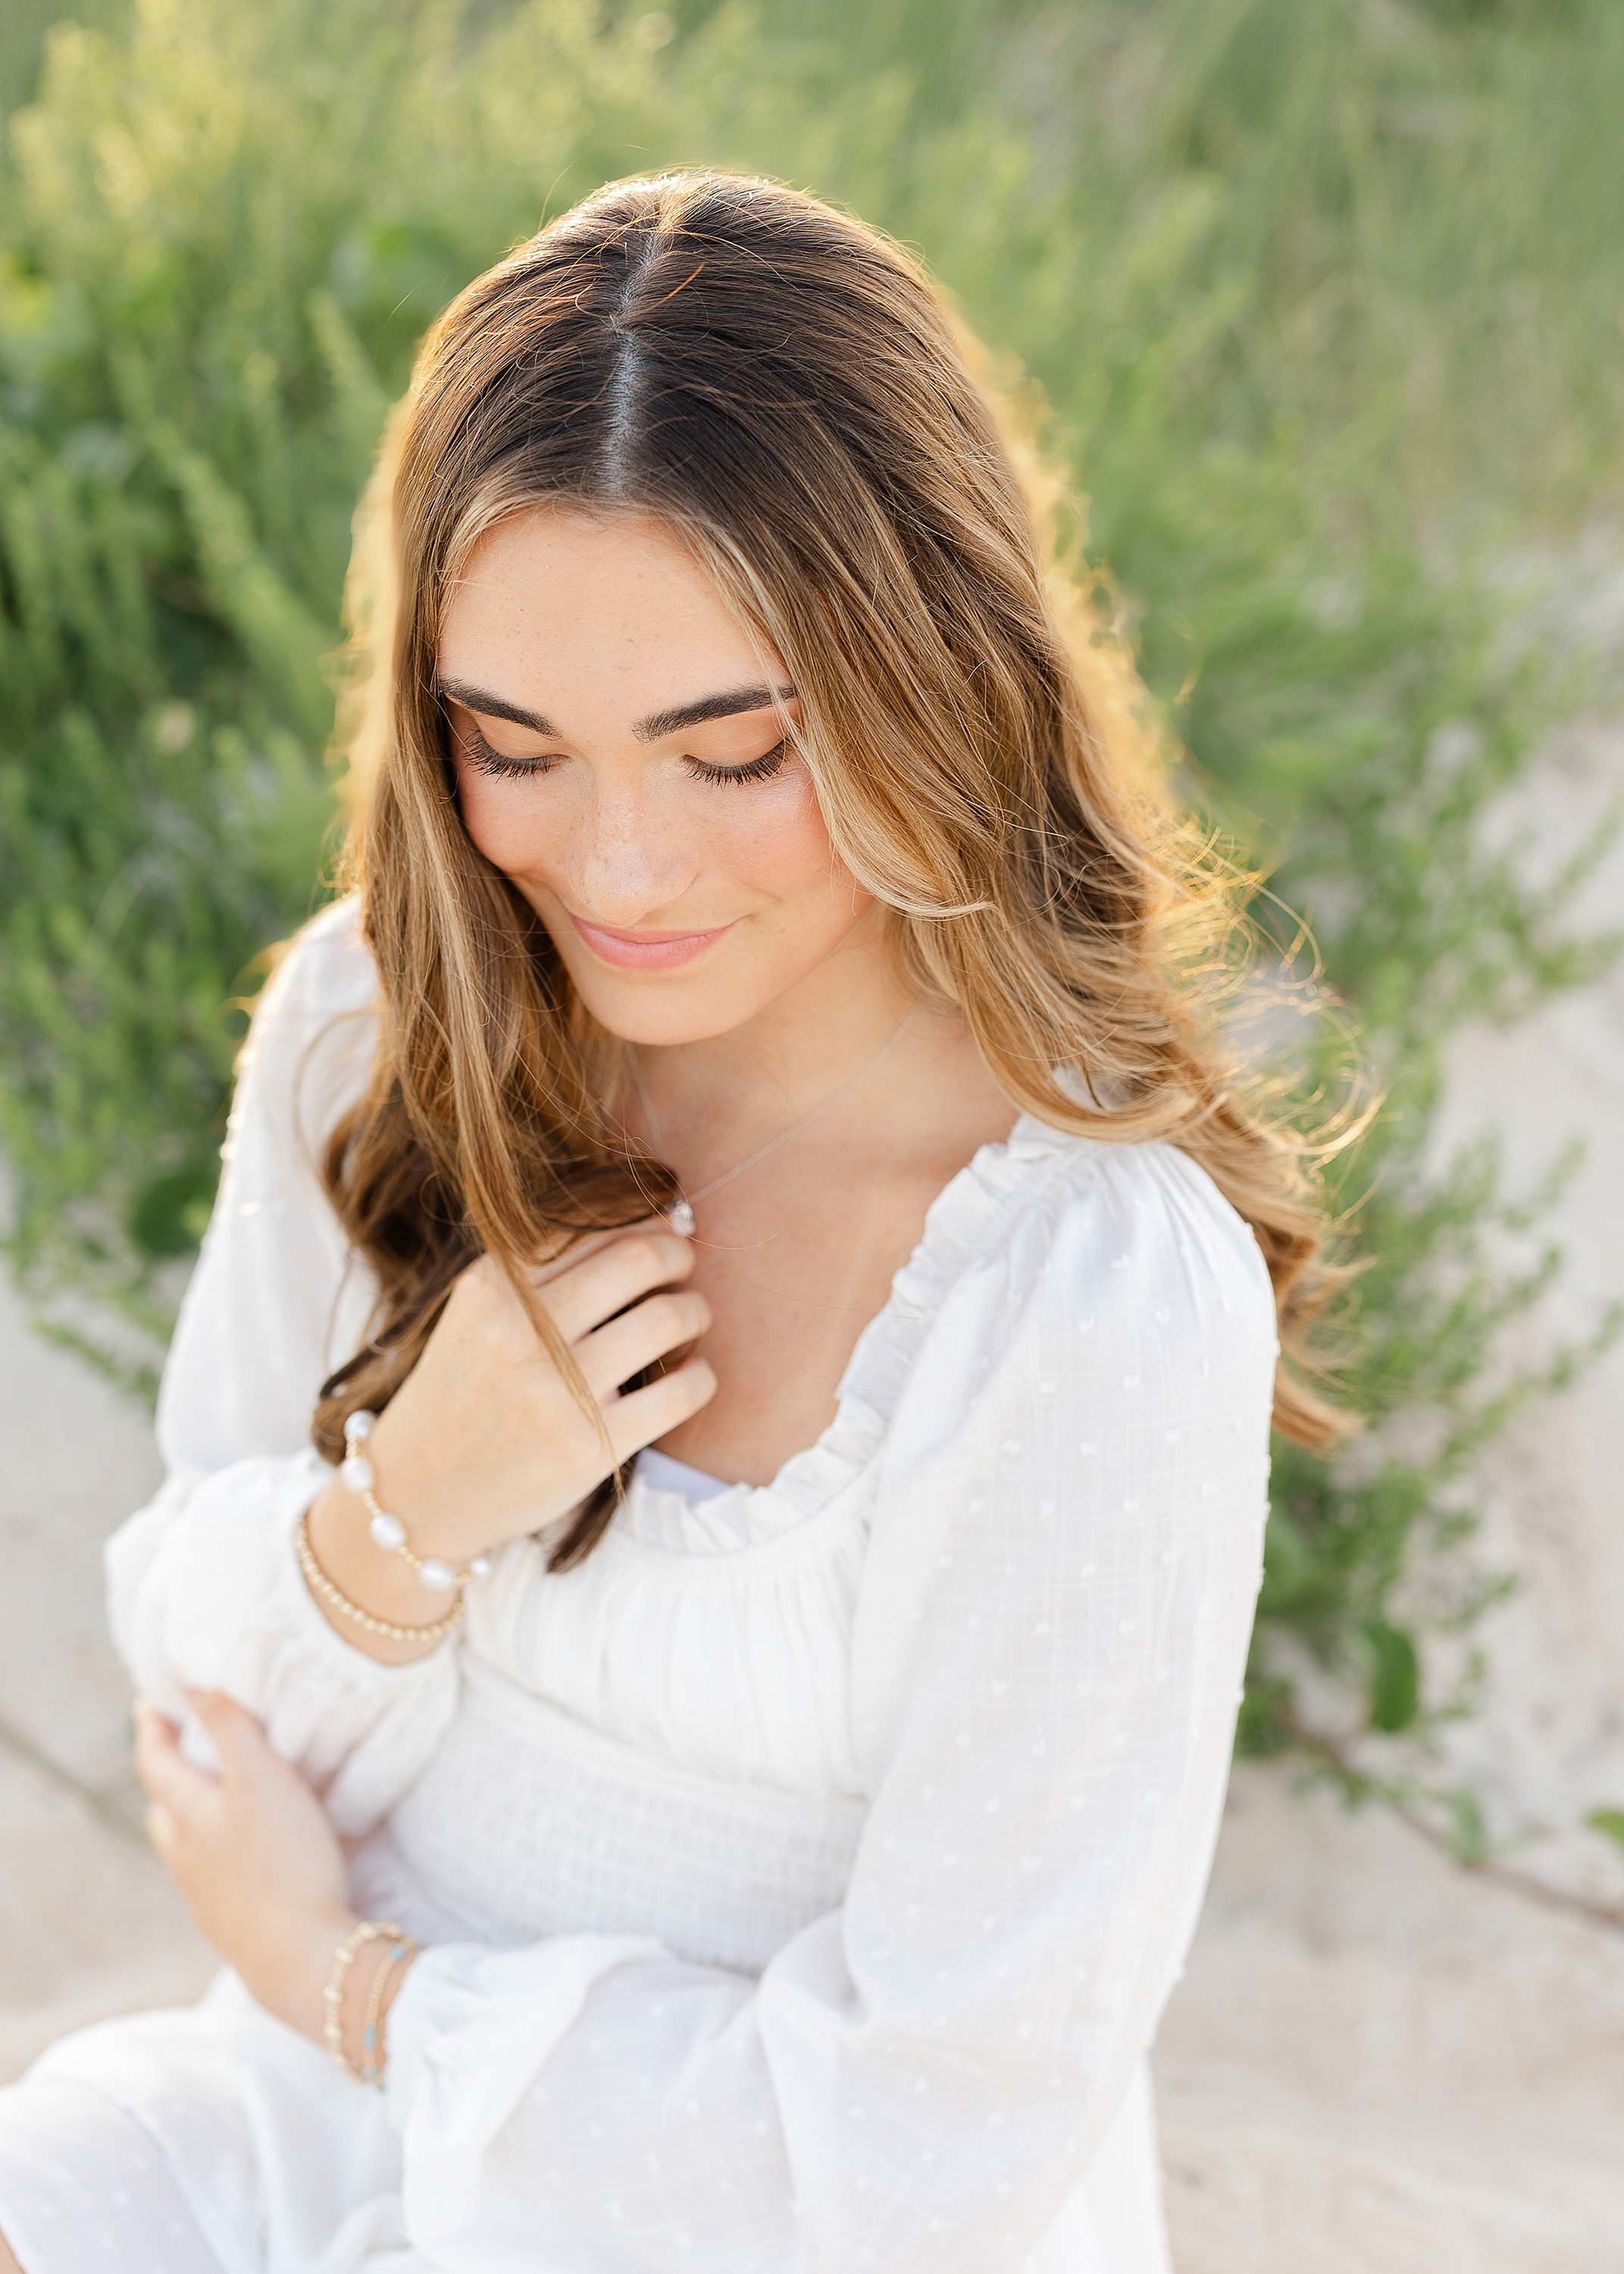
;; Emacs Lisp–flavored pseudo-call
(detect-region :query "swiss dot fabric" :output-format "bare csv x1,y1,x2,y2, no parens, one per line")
0,897,1278,2273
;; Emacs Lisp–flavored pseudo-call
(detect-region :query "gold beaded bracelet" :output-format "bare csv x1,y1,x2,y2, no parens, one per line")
323,1920,417,2087
294,1509,465,1647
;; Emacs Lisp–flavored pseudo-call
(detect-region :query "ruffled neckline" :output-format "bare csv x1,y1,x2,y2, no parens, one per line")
616,1110,1076,1561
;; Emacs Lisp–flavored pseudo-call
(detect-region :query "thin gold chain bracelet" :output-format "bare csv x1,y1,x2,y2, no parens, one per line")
361,1932,419,2084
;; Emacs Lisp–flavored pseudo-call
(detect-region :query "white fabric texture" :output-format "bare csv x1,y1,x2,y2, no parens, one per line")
0,897,1278,2273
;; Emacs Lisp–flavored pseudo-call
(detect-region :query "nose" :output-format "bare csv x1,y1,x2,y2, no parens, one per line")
567,777,699,924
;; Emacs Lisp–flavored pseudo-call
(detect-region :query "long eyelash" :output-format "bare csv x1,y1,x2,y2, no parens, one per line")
685,739,790,788
462,728,790,787
465,728,559,781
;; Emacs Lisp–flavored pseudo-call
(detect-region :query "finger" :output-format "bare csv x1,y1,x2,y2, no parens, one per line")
185,1688,265,1777
605,1356,718,1465
546,1230,697,1342
577,1288,712,1401
133,1693,178,1737
145,1799,177,1859
132,1696,180,1786
133,1704,214,1812
523,1215,681,1294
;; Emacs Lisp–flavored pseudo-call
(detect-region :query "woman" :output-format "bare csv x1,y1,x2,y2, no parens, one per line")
0,172,1338,2272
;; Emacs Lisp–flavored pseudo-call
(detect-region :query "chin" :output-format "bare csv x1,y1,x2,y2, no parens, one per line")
557,957,779,1049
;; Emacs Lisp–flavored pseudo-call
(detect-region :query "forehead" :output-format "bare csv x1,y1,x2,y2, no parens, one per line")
439,508,779,701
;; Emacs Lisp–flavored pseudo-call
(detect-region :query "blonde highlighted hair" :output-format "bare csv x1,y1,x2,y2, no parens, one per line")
318,170,1350,1565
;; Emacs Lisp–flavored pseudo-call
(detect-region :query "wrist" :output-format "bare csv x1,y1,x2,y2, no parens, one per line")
333,1423,468,1568
303,1482,468,1665
318,1918,424,2086
340,1414,493,1593
268,1906,359,2044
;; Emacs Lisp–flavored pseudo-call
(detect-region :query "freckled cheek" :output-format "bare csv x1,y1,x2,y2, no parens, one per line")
452,766,555,877
698,772,841,900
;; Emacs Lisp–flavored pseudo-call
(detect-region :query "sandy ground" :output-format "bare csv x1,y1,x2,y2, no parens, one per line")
2,693,1622,2266
1418,703,1624,1903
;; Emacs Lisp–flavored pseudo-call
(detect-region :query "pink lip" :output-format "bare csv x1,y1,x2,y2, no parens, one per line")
568,913,737,970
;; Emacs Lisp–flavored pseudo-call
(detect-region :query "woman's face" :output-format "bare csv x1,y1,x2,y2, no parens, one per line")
437,507,875,1045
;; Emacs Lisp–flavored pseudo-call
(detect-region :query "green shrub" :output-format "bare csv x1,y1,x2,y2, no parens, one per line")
2,0,1618,1796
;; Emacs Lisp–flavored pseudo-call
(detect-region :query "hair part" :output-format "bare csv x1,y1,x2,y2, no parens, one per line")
317,169,1356,1568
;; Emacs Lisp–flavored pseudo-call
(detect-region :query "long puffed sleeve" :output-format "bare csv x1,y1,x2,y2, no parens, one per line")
105,897,461,1831
379,1136,1277,2270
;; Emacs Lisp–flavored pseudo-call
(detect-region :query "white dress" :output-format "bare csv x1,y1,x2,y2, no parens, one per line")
0,899,1277,2274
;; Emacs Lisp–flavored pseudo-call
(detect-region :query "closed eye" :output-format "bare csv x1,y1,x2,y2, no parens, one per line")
683,739,790,787
458,724,792,786
463,727,562,781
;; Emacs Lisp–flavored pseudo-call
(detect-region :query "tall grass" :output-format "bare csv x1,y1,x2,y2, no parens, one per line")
2,0,1619,1796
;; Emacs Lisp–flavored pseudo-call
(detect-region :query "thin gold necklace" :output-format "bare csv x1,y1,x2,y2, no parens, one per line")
627,995,924,1236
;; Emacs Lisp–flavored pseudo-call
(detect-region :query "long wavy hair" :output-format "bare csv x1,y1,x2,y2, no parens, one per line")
314,169,1351,1568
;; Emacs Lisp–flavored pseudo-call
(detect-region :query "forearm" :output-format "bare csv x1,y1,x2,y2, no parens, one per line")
136,1689,425,2082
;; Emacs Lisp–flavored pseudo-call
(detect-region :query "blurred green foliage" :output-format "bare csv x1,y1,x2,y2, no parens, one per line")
2,0,1620,1781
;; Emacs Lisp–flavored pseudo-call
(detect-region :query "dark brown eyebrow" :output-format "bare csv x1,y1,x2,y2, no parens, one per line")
437,678,559,735
631,684,796,741
437,677,796,744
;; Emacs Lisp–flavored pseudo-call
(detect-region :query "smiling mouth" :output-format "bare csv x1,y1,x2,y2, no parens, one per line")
568,913,737,971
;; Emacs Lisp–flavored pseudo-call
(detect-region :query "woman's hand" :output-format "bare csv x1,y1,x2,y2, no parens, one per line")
361,1221,714,1558
134,1690,356,2043
302,1221,715,1659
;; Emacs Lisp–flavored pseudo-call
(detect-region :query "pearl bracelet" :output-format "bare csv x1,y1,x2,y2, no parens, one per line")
340,1411,492,1597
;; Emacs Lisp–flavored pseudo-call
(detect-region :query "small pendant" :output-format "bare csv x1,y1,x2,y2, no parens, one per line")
668,1198,696,1238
